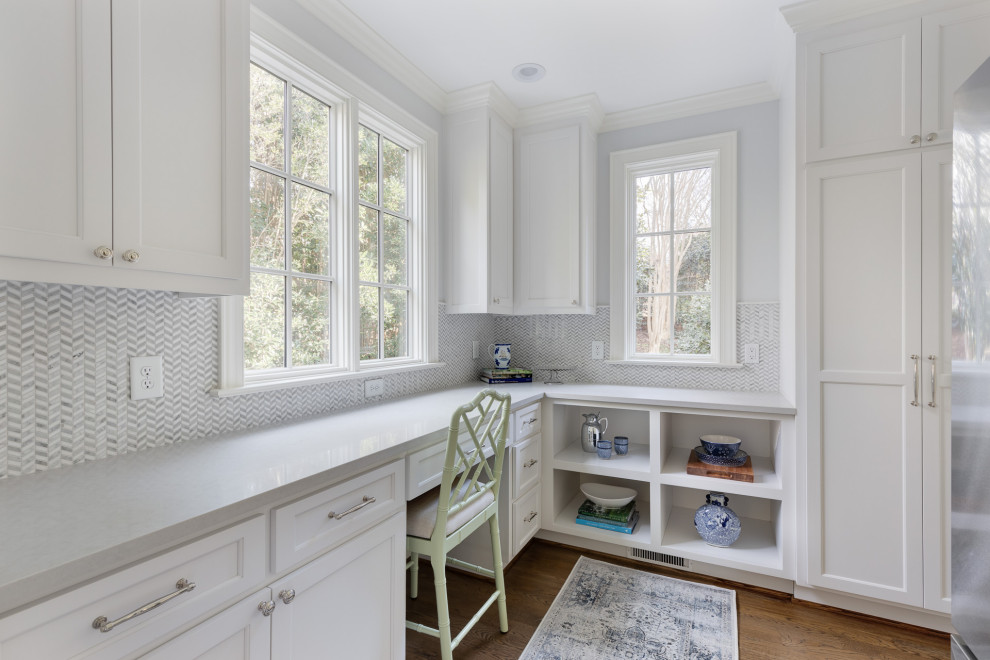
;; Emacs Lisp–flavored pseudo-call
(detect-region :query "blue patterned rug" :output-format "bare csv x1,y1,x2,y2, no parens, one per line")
520,556,738,660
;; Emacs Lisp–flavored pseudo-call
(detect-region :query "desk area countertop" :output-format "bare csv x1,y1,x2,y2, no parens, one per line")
0,382,794,615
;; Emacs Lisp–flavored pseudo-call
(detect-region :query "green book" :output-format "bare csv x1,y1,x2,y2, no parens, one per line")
576,499,636,523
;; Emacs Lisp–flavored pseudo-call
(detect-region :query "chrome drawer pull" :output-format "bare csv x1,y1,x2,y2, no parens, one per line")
328,495,376,520
523,459,538,468
522,416,537,425
524,511,538,523
279,589,296,605
92,579,196,633
258,600,276,617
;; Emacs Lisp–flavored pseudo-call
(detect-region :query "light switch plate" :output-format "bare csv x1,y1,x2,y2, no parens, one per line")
130,355,164,400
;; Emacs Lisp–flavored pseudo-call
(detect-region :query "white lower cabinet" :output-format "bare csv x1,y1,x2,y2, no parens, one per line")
140,589,272,660
269,511,406,660
511,484,542,556
0,517,267,660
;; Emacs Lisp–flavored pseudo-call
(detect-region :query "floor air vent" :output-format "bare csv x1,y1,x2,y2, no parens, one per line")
627,548,690,569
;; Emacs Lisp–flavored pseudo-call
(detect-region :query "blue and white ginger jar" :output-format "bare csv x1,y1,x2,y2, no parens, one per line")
693,492,742,547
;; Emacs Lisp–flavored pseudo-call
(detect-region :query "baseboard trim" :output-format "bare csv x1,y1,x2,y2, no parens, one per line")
793,585,955,634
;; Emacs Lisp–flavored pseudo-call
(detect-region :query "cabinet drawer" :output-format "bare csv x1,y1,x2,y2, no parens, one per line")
272,460,404,573
511,484,542,556
0,516,266,660
512,434,541,499
406,433,495,500
513,402,541,443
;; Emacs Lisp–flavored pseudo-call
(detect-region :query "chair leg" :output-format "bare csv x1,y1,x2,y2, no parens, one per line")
409,551,420,599
431,553,454,660
488,515,509,633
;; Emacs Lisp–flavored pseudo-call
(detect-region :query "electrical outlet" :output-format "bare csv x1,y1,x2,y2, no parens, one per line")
130,356,163,400
591,340,605,360
743,343,760,364
364,378,385,398
472,340,480,359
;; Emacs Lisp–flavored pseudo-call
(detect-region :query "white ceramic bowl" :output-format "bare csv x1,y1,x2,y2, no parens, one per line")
580,483,637,508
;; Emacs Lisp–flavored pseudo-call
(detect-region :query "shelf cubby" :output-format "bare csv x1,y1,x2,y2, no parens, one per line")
659,446,783,498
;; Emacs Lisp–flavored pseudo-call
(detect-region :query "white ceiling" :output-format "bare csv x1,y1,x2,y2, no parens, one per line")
332,0,795,115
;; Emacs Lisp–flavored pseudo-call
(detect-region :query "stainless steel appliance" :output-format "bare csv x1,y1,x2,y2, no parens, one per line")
951,55,990,660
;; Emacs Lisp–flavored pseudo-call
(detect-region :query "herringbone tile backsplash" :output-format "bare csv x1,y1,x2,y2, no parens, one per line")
0,279,777,479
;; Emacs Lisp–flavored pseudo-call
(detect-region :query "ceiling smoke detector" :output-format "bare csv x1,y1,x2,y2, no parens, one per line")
512,63,546,82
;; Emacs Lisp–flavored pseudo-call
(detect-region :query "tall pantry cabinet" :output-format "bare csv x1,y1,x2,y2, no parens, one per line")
799,0,990,614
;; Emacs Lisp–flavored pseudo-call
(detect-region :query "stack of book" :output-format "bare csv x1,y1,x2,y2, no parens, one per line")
574,499,639,534
480,368,533,384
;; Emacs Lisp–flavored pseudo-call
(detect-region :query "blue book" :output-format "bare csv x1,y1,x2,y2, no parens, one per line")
574,511,640,534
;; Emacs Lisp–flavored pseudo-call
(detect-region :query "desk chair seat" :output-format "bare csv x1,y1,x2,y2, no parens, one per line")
405,389,511,660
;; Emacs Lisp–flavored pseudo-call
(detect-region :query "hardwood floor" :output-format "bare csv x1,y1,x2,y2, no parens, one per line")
405,540,950,659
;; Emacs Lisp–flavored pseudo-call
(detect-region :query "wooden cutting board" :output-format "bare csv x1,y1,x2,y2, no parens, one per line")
686,450,754,482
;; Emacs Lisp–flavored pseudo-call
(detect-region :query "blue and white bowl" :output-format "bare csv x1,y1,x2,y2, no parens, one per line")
700,434,742,457
694,446,749,467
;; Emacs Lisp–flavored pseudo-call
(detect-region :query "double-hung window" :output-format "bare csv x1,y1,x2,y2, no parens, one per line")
220,42,436,393
609,132,737,365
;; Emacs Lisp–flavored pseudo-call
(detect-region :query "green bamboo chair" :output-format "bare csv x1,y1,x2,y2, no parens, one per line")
405,389,511,659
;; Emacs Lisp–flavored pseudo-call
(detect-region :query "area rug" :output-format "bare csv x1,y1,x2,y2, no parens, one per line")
519,556,738,660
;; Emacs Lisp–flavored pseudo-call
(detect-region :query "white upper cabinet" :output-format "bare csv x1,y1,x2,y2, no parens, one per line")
805,19,922,160
444,106,513,314
804,1,990,161
0,0,114,268
514,122,596,314
111,0,248,285
0,0,248,295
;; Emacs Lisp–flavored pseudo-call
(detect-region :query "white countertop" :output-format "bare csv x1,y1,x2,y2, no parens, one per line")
0,382,793,615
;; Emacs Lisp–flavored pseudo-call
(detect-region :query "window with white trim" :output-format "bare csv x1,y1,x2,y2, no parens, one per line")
609,132,737,365
219,42,436,393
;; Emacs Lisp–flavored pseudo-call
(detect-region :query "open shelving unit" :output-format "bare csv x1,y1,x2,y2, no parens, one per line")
540,398,794,581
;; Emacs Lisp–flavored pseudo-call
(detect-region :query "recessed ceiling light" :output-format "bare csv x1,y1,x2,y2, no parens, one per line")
512,63,546,83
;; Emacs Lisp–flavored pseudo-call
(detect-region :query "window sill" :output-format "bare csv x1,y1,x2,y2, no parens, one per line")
605,359,745,369
213,361,448,398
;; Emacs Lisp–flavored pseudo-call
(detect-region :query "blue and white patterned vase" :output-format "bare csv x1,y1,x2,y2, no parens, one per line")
693,492,742,547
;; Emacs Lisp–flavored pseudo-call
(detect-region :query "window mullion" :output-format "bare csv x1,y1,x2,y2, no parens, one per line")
283,80,293,369
667,174,675,356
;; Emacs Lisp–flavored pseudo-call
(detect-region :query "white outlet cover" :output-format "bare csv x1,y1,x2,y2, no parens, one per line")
364,378,385,398
743,343,760,364
591,341,605,360
130,355,164,400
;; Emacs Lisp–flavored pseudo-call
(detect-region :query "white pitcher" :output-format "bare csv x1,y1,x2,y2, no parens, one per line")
489,343,511,369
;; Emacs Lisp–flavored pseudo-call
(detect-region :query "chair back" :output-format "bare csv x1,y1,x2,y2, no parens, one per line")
431,389,512,541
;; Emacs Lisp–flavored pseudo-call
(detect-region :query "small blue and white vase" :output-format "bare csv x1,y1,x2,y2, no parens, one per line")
693,492,742,547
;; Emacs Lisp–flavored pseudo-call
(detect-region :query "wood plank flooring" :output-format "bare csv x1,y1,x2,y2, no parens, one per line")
405,540,950,659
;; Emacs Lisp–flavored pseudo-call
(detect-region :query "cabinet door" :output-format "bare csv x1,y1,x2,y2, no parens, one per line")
489,113,514,313
921,145,953,613
805,20,921,161
270,512,405,660
111,0,248,282
140,589,271,660
0,0,113,267
921,2,990,146
806,153,924,606
515,126,582,313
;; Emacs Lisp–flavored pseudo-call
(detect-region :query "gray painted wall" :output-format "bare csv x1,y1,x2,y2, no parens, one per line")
596,101,781,304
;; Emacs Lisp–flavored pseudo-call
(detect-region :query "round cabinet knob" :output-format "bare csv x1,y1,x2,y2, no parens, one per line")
926,132,938,142
279,589,296,605
910,135,922,145
122,250,140,263
571,300,578,305
93,246,113,260
258,600,276,617
493,297,501,304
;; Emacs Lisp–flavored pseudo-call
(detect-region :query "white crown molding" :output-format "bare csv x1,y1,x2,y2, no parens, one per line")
445,82,519,125
780,0,926,32
600,82,779,133
515,93,605,131
295,0,448,112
